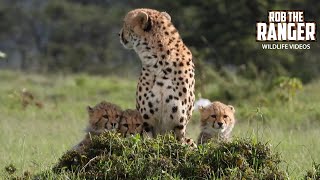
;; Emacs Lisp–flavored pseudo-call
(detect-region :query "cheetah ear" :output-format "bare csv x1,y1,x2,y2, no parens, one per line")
198,105,205,113
228,105,235,113
87,106,93,114
161,12,171,21
134,11,152,32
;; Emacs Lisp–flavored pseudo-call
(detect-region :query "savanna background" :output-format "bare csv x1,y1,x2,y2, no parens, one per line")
0,0,320,179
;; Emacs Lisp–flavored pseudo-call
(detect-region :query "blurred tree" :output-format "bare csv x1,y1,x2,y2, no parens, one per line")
0,0,319,82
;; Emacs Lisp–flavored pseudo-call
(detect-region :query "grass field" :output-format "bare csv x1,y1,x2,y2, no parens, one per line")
0,70,319,179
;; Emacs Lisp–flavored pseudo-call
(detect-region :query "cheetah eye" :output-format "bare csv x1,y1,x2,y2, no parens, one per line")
223,115,228,118
211,115,217,118
102,115,108,119
116,115,120,118
136,123,141,127
123,124,129,128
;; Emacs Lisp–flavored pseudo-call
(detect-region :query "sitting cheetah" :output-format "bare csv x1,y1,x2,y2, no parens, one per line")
119,8,195,144
197,101,236,145
118,109,143,137
73,101,122,151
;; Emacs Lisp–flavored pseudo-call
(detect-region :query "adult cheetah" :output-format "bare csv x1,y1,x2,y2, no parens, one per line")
119,8,195,143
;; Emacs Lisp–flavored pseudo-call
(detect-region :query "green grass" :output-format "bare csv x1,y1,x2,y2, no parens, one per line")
49,132,286,179
0,70,320,179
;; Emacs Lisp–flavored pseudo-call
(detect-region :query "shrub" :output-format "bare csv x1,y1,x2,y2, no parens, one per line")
273,76,303,103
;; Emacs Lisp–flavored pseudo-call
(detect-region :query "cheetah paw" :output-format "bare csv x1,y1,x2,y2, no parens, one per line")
182,137,197,149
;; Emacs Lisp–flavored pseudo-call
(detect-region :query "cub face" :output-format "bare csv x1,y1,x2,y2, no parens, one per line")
118,109,143,137
119,8,172,50
199,101,235,133
86,101,122,134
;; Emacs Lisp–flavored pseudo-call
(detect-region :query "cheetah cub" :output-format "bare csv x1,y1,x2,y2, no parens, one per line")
73,101,122,151
197,101,236,145
118,109,143,137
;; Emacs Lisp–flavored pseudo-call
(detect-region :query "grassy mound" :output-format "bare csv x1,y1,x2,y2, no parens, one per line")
40,131,286,179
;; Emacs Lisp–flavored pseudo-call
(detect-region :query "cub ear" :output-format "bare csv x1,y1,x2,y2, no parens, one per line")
228,105,235,113
134,11,152,32
198,105,205,113
87,106,93,114
161,11,171,21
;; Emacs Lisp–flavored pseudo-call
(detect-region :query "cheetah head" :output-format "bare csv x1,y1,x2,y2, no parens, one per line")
119,8,172,50
199,101,236,134
118,109,143,137
86,102,122,134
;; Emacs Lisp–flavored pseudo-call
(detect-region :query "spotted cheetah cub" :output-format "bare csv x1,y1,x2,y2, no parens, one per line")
73,101,122,151
118,109,143,137
197,101,236,145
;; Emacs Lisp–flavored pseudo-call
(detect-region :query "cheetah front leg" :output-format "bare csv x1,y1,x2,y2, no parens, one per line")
174,123,197,148
174,124,186,141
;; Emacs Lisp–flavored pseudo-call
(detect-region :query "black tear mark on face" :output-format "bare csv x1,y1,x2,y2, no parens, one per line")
95,119,102,127
121,31,128,44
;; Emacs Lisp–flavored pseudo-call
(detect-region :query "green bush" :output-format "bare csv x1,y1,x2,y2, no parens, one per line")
41,131,287,179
